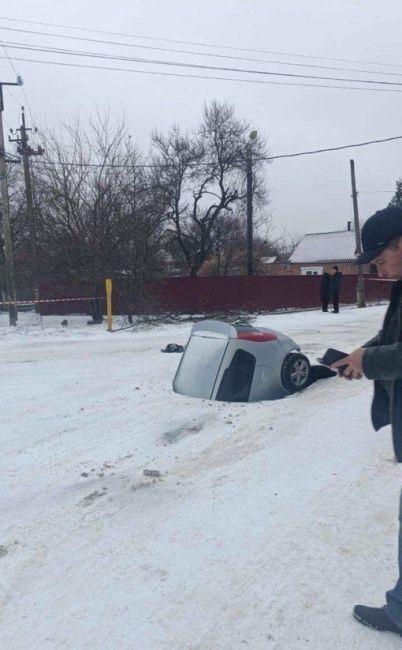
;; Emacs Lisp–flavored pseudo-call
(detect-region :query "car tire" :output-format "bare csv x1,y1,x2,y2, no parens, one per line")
281,353,311,393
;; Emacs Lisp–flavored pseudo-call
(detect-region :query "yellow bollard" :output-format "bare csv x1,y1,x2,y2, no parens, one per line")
105,278,113,332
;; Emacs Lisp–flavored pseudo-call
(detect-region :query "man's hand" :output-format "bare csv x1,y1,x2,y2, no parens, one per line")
331,348,365,380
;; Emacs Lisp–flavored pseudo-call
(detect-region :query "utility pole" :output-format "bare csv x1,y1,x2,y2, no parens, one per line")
350,159,366,308
0,76,23,326
10,107,43,303
246,130,258,275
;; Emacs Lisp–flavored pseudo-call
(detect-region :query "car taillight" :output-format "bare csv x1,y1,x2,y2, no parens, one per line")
237,331,277,342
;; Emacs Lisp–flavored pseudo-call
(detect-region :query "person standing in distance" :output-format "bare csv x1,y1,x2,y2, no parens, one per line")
331,265,343,313
320,272,331,312
331,205,402,637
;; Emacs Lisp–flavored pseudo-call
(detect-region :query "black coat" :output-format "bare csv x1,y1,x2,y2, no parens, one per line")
331,271,343,295
362,281,402,461
320,273,331,301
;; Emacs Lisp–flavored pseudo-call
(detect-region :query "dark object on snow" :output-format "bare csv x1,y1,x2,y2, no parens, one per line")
60,319,68,327
353,605,402,636
0,545,8,558
305,365,337,387
161,343,184,353
143,469,161,477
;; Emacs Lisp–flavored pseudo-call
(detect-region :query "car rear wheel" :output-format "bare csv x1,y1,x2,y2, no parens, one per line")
281,353,311,392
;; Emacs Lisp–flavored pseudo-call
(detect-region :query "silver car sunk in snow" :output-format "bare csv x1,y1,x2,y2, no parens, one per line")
173,320,311,402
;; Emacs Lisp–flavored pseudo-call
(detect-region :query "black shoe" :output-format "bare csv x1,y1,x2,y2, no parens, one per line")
353,605,402,636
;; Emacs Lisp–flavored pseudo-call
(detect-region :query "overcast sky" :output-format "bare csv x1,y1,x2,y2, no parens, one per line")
1,0,401,238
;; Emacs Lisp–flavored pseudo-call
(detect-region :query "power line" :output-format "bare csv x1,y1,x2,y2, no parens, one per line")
0,36,24,113
2,54,402,94
0,36,36,125
1,25,402,78
2,115,12,131
3,40,402,87
0,14,401,70
0,36,18,75
2,84,20,109
264,135,402,160
27,135,402,169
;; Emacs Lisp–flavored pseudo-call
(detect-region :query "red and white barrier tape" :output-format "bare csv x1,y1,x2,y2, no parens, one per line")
0,297,105,306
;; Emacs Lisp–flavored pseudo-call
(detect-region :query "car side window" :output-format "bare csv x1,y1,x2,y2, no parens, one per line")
216,349,256,402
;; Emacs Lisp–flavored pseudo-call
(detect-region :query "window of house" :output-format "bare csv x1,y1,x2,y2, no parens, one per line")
301,266,323,275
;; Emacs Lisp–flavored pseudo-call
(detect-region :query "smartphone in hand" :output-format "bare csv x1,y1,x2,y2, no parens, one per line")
317,348,348,374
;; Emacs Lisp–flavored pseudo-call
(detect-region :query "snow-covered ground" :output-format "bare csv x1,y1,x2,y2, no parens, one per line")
1,305,401,650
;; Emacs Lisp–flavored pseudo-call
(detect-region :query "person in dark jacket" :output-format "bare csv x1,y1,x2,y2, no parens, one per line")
331,205,402,638
320,272,331,311
330,266,343,313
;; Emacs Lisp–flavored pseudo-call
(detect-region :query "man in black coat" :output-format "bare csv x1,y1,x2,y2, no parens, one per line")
330,265,343,313
320,272,331,312
331,205,402,637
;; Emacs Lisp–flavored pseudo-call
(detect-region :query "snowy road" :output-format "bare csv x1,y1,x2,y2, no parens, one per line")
1,306,401,649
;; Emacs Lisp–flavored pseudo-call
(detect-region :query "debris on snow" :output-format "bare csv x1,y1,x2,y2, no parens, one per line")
0,545,8,558
143,469,161,477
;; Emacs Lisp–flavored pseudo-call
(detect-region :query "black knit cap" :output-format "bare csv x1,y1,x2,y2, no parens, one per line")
357,205,402,264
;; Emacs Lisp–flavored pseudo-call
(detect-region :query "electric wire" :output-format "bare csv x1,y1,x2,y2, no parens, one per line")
2,115,12,131
0,15,401,70
0,36,18,75
27,134,402,169
1,26,402,78
0,36,36,125
263,135,402,160
2,84,20,109
1,55,402,94
2,39,402,87
0,35,23,112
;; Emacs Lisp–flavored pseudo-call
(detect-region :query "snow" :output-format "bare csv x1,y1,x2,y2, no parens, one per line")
1,305,402,649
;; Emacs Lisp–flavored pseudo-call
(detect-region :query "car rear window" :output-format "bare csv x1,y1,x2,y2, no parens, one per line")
173,334,229,399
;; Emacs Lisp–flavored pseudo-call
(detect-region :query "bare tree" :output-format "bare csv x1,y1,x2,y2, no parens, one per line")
30,115,165,309
152,100,269,276
274,230,302,261
205,205,282,276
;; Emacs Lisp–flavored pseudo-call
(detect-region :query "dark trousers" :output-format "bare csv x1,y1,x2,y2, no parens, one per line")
322,299,329,312
385,489,402,628
332,293,339,313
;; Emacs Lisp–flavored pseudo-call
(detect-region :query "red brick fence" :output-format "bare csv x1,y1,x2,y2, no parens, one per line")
145,274,389,313
38,274,391,315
